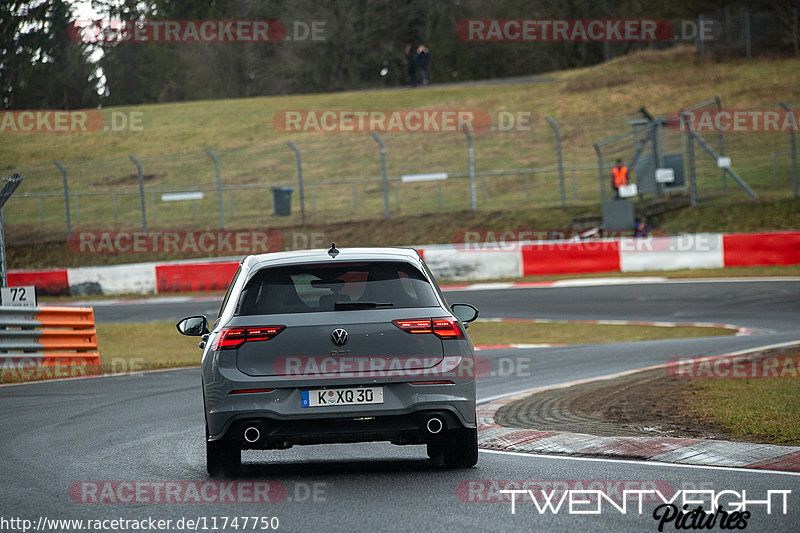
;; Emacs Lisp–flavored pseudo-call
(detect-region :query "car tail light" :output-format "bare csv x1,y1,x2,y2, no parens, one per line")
432,318,461,338
212,325,285,350
392,319,432,334
392,317,463,339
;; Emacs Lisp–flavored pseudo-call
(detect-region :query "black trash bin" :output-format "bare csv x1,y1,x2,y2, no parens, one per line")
271,187,293,216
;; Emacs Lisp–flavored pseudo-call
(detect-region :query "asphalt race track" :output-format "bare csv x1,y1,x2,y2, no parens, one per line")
2,279,799,532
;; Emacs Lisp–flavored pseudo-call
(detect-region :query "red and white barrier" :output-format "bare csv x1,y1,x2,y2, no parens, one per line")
11,232,800,296
619,234,724,272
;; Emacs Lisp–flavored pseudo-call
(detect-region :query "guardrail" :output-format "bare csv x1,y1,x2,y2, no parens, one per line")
0,306,100,380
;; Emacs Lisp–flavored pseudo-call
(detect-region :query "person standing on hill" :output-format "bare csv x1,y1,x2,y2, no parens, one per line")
612,158,629,199
415,44,429,85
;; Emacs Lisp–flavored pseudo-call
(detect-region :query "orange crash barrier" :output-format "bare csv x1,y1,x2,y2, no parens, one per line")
0,306,101,379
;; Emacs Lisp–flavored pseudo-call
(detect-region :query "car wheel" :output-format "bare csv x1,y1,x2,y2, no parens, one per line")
442,428,478,468
206,437,241,477
426,442,444,460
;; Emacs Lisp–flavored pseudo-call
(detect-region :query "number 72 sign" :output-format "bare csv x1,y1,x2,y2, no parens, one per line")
1,285,37,307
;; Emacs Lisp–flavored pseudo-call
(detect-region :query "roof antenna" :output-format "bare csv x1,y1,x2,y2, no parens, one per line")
328,242,339,258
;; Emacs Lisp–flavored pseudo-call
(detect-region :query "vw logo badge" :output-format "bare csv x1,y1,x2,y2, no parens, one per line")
331,328,349,346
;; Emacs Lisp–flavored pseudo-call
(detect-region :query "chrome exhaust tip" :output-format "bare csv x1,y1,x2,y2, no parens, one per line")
426,417,443,435
244,426,261,443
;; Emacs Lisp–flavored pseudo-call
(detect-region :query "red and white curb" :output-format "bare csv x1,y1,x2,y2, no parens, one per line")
474,343,565,351
13,231,800,296
476,341,800,472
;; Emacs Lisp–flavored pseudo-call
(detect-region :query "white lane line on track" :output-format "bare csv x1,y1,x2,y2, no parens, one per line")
478,449,800,477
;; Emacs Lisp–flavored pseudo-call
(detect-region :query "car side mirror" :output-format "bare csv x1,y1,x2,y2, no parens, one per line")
451,303,478,324
176,315,209,337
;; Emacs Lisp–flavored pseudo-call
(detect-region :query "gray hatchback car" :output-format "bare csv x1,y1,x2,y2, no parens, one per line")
177,244,479,476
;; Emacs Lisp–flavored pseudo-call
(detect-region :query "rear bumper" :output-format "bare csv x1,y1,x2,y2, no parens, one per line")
215,407,470,449
203,348,478,444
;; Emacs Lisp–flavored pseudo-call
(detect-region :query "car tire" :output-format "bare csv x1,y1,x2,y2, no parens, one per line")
206,438,241,478
426,442,444,460
442,428,478,468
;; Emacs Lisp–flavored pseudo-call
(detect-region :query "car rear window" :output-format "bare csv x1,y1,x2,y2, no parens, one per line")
236,261,440,315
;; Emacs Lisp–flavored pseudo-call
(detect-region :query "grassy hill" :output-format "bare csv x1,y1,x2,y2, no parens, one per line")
2,46,799,268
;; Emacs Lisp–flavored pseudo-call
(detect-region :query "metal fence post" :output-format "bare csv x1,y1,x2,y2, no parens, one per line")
370,133,389,218
593,143,606,201
54,161,71,237
682,114,698,207
463,128,477,211
151,192,156,221
780,102,799,199
128,154,147,231
714,96,727,192
0,174,24,287
287,142,305,224
205,148,225,229
651,121,662,199
546,116,566,207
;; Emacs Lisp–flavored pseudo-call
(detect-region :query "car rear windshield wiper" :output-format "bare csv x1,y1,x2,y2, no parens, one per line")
334,301,394,310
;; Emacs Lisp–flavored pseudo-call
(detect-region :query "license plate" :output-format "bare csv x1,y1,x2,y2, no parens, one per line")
301,387,384,407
